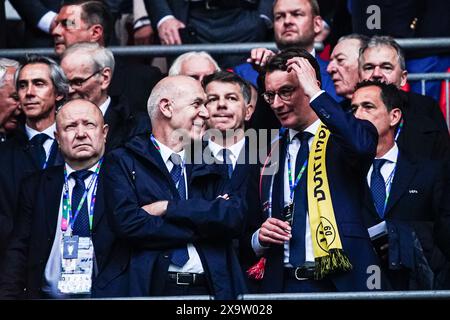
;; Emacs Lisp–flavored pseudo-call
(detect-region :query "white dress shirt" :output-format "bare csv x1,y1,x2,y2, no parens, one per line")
208,137,245,170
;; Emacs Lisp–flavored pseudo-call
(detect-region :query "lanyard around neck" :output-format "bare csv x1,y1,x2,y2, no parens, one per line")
286,135,309,201
61,159,103,233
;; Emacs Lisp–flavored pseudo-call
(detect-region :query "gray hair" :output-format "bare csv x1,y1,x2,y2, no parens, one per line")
337,33,370,48
0,58,19,88
147,81,179,121
168,51,220,76
61,42,115,75
359,35,406,71
15,55,69,105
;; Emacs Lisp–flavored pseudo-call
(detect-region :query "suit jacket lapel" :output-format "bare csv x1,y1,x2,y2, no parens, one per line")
45,167,65,236
384,153,417,215
271,132,287,220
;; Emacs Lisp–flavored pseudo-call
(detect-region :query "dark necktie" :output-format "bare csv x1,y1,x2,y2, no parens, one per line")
30,133,49,168
71,170,93,237
169,153,189,267
289,131,313,267
221,148,234,178
370,159,387,219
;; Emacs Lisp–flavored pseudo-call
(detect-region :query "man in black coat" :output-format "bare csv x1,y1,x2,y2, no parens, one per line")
0,55,68,263
101,75,247,299
0,99,127,299
358,36,450,161
352,80,448,290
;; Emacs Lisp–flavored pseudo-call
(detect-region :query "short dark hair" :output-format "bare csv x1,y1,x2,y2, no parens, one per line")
355,80,405,112
202,71,252,104
262,46,322,88
65,0,113,46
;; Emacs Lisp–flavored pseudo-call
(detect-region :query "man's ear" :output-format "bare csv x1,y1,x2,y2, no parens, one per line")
313,15,323,36
244,102,255,122
159,98,172,118
390,107,402,127
399,70,408,87
102,123,109,142
90,24,104,43
100,67,112,90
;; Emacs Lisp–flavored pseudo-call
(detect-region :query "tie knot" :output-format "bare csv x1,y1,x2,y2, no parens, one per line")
71,169,92,184
373,159,387,171
31,133,49,145
295,131,313,144
170,153,183,166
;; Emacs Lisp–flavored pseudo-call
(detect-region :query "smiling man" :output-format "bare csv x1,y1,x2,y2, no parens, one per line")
203,71,254,175
101,75,247,299
0,99,127,299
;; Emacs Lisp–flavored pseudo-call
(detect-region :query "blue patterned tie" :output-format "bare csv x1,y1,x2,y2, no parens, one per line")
30,133,49,168
221,148,234,178
71,170,92,237
370,159,387,218
289,131,313,267
169,153,189,266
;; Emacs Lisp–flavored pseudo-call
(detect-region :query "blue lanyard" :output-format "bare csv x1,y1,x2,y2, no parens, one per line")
61,159,102,232
286,135,308,202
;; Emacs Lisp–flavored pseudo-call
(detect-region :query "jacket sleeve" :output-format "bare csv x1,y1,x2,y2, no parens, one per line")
258,0,274,21
310,92,378,160
143,0,173,28
165,166,248,240
104,152,200,249
8,0,53,27
0,174,37,299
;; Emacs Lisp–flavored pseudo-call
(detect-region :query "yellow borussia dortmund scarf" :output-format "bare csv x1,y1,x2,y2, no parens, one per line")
307,123,352,279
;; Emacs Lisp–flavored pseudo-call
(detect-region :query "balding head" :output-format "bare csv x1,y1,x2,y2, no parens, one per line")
147,75,209,147
56,99,108,169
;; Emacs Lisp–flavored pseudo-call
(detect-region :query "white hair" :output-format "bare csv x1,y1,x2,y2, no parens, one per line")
168,51,220,76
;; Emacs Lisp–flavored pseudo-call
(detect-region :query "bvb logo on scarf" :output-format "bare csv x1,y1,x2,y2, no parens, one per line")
308,123,352,279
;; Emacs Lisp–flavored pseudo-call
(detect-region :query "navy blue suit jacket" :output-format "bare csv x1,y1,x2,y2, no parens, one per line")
101,134,247,299
244,92,384,292
362,152,448,289
0,165,127,299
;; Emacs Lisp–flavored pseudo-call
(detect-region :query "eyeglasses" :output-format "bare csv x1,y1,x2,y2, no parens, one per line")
68,69,102,88
262,86,296,104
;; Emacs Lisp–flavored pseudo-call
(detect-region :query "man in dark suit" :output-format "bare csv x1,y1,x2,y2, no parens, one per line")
359,36,450,161
52,0,162,114
102,75,247,299
352,80,448,290
242,47,384,293
143,0,273,68
0,58,21,144
0,99,127,298
0,55,68,262
60,42,142,152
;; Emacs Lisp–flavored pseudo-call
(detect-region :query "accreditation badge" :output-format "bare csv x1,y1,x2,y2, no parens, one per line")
58,236,94,295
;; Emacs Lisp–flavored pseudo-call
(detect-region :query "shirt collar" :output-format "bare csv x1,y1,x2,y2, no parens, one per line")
98,96,111,116
208,137,245,160
376,143,398,164
153,137,185,167
65,161,100,177
25,123,56,140
288,119,321,143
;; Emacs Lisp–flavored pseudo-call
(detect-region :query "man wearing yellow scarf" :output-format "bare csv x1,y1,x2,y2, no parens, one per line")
244,47,386,293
